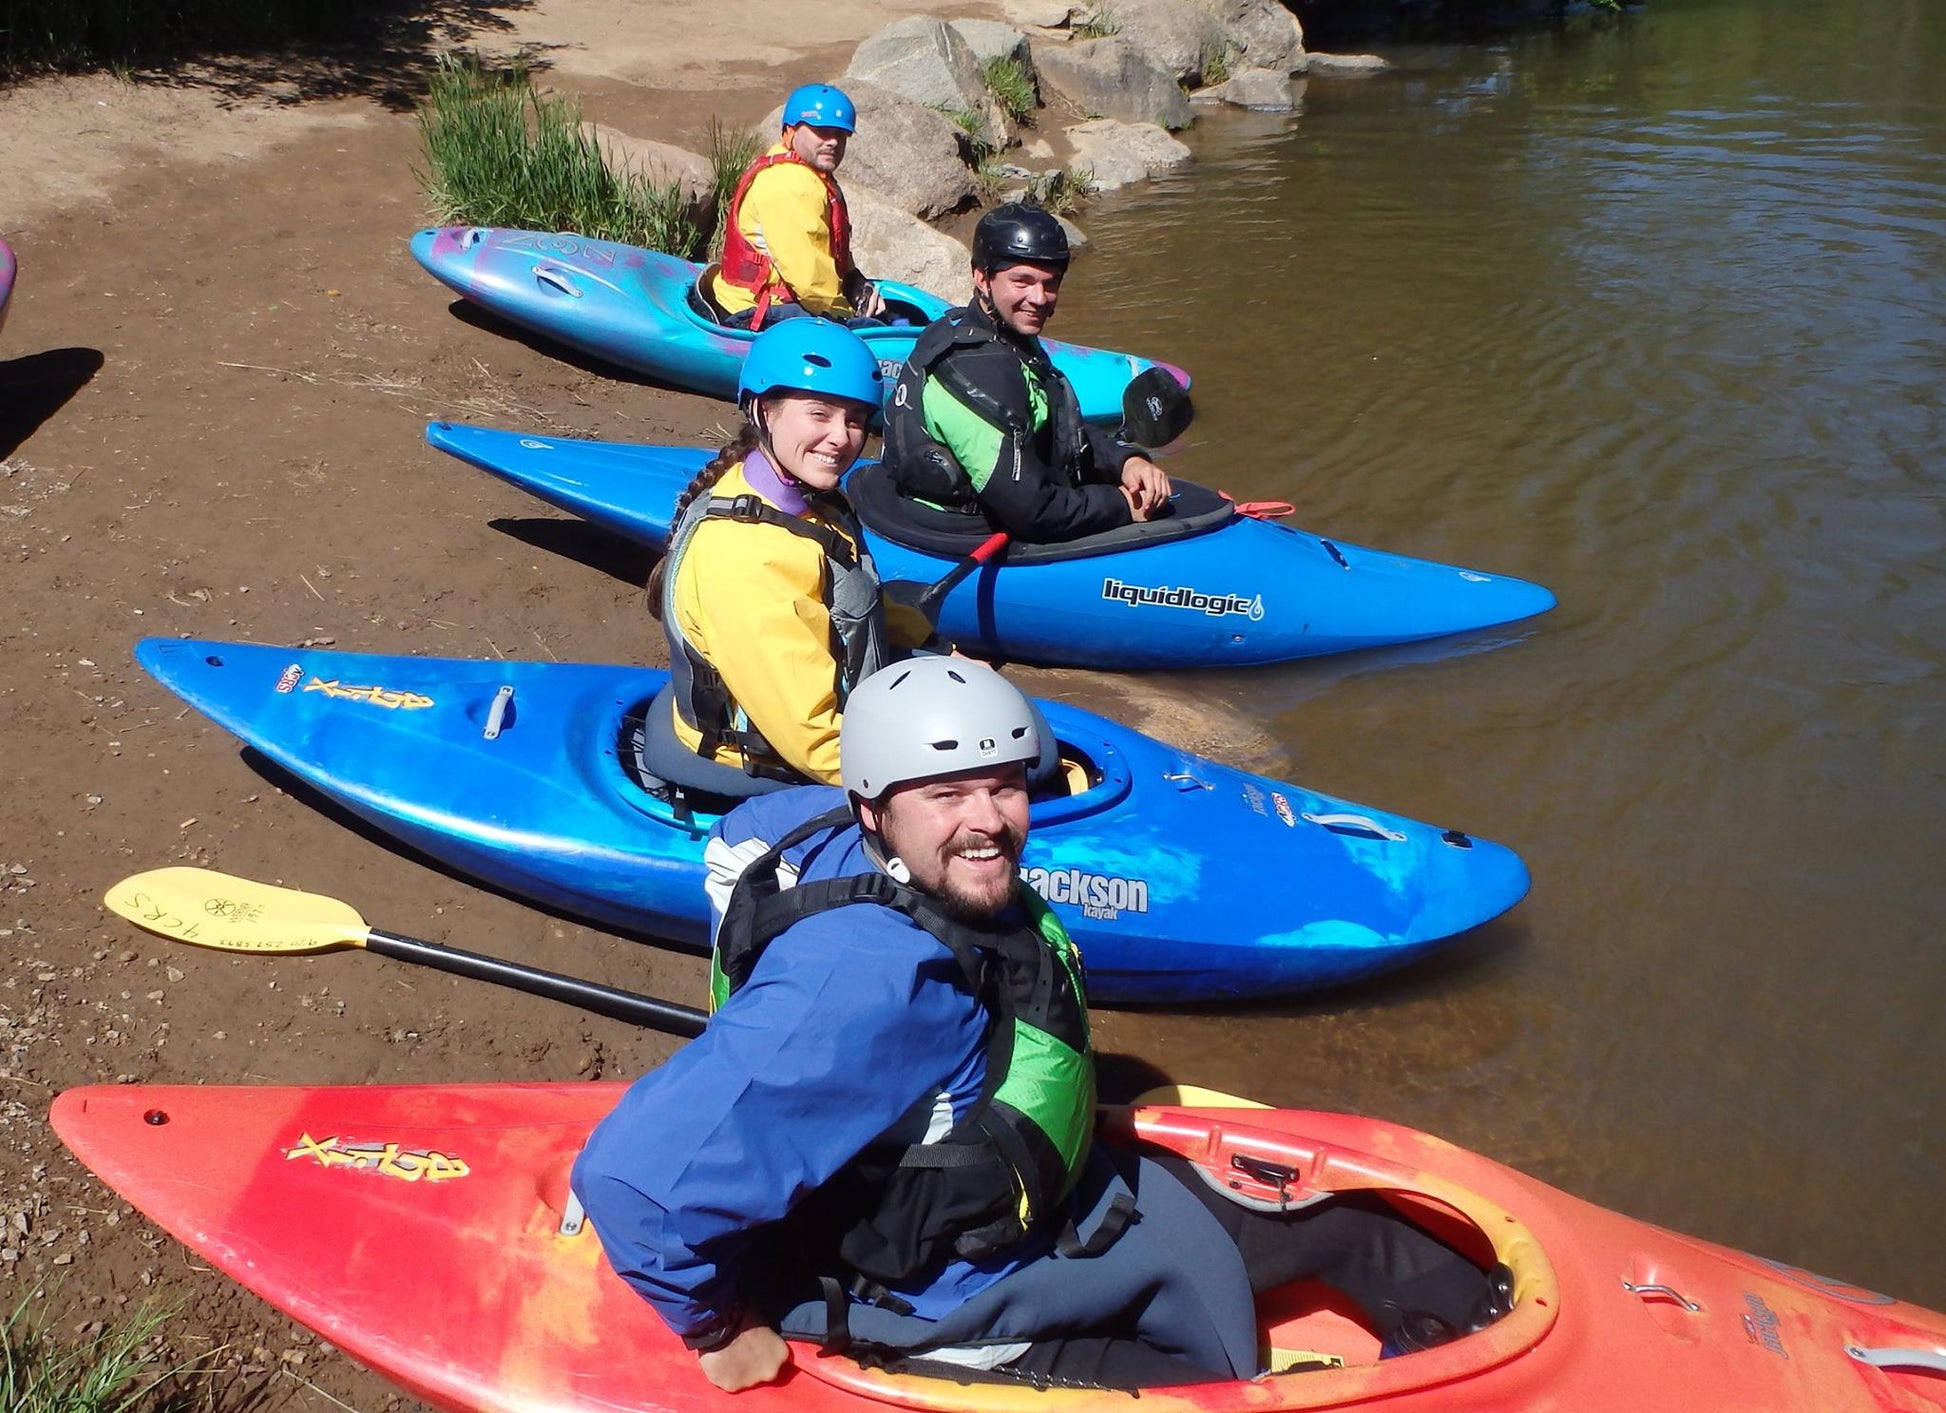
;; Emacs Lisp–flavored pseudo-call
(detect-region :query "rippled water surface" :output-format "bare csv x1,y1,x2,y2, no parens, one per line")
1060,0,1945,1306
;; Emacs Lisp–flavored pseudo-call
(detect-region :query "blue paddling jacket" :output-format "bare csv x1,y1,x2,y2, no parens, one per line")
571,787,1053,1343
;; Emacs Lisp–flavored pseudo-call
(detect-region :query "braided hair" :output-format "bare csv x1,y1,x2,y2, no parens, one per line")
645,422,763,616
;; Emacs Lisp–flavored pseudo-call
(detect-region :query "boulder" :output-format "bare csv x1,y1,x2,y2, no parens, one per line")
849,188,974,305
580,124,717,234
1032,36,1192,130
950,18,1033,70
1001,0,1082,28
845,17,1014,150
763,83,978,221
1100,0,1225,84
1055,214,1092,255
1187,0,1304,74
1189,66,1294,110
1063,118,1191,192
1302,52,1393,76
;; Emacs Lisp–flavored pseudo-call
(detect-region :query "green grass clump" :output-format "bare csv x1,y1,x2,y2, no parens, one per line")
1023,167,1093,216
982,56,1036,123
415,53,702,256
705,116,763,260
1199,37,1236,87
1071,7,1121,40
0,1296,205,1413
937,105,998,163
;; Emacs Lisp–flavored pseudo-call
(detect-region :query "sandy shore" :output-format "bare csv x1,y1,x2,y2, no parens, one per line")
0,2,1260,1403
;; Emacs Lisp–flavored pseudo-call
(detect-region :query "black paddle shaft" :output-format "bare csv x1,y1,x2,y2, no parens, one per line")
365,929,708,1038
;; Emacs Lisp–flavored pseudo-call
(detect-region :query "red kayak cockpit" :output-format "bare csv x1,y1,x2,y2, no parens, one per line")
799,1092,1559,1410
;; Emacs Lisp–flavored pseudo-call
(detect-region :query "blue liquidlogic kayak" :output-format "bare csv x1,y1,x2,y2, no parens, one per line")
409,226,1185,424
427,421,1557,670
136,639,1530,1004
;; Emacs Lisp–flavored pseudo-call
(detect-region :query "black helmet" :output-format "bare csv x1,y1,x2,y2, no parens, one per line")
972,203,1070,276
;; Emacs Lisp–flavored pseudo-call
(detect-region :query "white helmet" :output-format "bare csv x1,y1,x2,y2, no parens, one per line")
840,658,1041,799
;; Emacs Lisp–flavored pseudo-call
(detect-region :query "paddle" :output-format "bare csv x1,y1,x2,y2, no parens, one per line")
881,366,1195,622
104,867,708,1039
1118,365,1195,454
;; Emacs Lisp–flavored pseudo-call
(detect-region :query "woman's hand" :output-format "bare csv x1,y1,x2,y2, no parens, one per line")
698,1322,793,1392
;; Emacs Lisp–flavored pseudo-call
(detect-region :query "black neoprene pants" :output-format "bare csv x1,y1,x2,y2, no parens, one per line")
992,1153,1491,1389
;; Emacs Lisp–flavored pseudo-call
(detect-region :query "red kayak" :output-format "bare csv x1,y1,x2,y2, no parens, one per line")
50,1083,1946,1411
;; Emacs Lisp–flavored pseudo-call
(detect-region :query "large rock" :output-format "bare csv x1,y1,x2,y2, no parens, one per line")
1302,51,1393,76
1001,0,1082,29
1063,118,1191,192
1190,66,1295,110
1102,0,1226,84
1188,0,1304,74
580,124,716,235
950,18,1033,69
762,83,978,221
1032,36,1192,130
848,188,974,305
845,17,1014,150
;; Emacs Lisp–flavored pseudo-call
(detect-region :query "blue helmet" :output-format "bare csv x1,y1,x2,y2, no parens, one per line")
782,83,857,134
738,320,885,411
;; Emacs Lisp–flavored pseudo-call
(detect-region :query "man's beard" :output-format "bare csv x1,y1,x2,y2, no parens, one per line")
934,827,1025,922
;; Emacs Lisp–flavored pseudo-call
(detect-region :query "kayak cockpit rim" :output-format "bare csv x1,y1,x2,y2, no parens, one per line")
792,1101,1559,1409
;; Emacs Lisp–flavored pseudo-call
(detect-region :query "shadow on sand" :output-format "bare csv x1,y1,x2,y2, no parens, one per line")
0,347,105,458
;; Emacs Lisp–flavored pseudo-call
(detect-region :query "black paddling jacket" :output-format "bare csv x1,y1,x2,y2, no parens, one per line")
883,303,1138,542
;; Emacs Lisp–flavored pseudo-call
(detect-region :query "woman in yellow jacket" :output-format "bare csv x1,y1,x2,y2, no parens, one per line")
646,320,930,794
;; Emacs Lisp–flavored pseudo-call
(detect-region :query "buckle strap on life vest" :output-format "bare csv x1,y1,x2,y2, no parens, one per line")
719,149,855,323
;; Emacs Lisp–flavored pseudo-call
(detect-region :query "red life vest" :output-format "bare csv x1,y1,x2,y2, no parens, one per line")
718,149,855,323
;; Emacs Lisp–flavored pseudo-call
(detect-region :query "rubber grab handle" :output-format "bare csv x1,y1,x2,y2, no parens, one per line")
1847,1345,1946,1374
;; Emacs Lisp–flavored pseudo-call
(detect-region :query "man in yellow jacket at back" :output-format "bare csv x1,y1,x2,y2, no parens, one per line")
709,84,886,329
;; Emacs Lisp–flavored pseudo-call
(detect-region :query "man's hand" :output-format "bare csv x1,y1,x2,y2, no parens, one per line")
1119,457,1172,522
697,1322,792,1392
846,270,887,320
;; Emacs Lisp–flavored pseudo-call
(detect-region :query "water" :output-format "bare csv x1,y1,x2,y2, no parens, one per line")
1063,0,1946,1307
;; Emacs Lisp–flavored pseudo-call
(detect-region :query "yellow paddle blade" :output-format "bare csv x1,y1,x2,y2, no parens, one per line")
1129,1085,1272,1110
105,867,370,954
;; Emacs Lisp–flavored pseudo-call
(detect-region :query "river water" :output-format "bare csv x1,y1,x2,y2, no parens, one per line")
1063,0,1945,1307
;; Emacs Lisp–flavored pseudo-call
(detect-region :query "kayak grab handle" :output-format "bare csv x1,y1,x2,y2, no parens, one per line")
535,266,582,298
1620,1279,1701,1312
460,227,490,249
483,685,514,740
1302,812,1407,843
1162,771,1213,791
1847,1345,1946,1374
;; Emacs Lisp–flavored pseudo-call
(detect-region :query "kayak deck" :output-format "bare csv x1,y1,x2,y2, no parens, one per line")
425,421,1558,669
55,1083,1946,1412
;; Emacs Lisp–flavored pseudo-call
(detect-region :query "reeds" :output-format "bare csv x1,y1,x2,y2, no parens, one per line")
415,53,702,256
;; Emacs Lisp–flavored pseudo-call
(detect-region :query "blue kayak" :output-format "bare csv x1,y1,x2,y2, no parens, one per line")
136,639,1530,1004
428,421,1557,670
409,226,1185,424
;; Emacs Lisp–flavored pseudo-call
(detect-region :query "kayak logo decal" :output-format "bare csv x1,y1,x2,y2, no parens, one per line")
286,1132,471,1183
499,231,615,267
274,664,303,694
302,677,435,711
1753,1257,1894,1306
1271,792,1297,828
1022,866,1149,921
1101,577,1264,621
1739,1293,1788,1359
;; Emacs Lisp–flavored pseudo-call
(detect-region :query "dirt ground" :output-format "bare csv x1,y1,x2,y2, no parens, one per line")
0,4,1272,1407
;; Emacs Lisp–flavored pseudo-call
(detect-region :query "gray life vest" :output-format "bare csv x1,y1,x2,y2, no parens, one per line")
660,480,893,775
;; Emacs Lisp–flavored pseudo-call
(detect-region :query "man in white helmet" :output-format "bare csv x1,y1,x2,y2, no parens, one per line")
573,658,1506,1392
